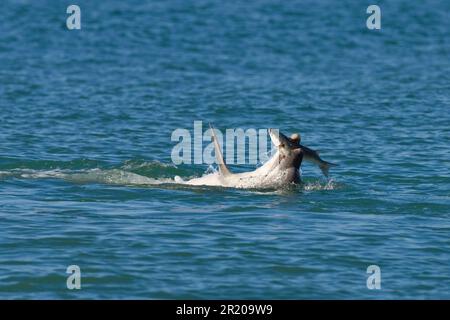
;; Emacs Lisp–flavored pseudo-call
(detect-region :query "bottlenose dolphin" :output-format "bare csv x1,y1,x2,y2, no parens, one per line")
185,128,304,189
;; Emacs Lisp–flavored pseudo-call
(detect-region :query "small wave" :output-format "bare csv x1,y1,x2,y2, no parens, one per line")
0,159,196,186
119,159,196,178
0,170,14,179
0,169,69,180
18,169,68,179
303,178,341,191
120,159,176,171
67,169,174,185
8,168,175,186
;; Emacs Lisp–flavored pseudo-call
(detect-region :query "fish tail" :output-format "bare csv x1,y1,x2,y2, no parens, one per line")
319,161,337,177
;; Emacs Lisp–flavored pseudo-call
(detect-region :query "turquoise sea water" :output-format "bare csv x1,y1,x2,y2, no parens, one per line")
0,0,449,299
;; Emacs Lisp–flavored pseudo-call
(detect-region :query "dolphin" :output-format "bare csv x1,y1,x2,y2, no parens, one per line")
184,128,304,189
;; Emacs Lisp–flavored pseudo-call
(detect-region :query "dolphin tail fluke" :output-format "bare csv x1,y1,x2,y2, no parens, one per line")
209,124,232,177
319,161,337,177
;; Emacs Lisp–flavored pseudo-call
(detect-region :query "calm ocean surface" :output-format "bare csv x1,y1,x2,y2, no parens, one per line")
0,0,449,299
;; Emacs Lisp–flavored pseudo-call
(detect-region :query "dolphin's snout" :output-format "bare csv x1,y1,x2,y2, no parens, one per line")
268,128,281,147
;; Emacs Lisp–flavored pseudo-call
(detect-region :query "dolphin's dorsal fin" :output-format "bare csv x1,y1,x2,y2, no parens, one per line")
209,124,232,177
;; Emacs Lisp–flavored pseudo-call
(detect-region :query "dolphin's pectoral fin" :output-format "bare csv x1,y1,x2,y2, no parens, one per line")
209,124,232,177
